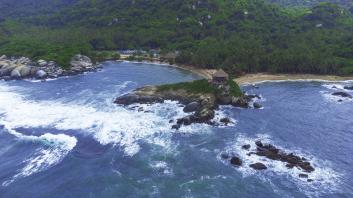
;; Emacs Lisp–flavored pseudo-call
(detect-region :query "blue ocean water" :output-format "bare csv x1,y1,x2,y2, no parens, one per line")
0,61,352,197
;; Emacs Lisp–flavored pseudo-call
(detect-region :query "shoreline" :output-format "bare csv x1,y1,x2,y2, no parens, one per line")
118,59,212,79
110,59,353,85
234,73,353,85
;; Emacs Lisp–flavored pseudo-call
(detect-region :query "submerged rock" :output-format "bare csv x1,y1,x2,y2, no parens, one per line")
242,144,251,150
221,153,230,159
299,173,308,178
332,92,352,98
230,156,242,166
220,117,231,125
344,85,353,90
253,102,262,109
250,163,267,170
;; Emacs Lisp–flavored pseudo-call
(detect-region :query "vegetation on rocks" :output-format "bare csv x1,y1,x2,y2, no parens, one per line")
158,79,243,97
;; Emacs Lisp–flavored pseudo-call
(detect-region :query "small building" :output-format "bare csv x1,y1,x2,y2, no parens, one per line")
212,69,229,84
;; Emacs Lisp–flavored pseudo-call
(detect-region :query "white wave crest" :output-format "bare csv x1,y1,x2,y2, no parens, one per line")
1,128,77,186
0,83,211,157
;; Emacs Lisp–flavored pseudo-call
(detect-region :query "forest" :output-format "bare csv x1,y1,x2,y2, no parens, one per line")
0,0,352,75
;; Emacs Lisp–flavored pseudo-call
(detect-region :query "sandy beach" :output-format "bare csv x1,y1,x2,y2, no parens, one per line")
119,58,353,85
234,73,353,85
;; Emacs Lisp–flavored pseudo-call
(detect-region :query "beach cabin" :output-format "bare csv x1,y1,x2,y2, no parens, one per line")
212,69,229,84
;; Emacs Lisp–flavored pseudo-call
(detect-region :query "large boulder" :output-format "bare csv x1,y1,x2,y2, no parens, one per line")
36,70,47,79
13,66,31,78
183,101,200,112
70,54,93,68
0,60,10,68
16,66,32,78
0,55,6,60
10,68,21,79
0,64,17,76
37,59,48,67
16,57,31,64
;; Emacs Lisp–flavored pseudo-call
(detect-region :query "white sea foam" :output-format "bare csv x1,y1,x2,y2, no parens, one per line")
1,125,77,186
220,134,342,197
322,83,346,91
0,83,212,157
150,161,174,176
320,91,353,103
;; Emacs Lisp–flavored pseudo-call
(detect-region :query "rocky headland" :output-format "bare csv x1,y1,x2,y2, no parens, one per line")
0,54,101,81
115,79,261,129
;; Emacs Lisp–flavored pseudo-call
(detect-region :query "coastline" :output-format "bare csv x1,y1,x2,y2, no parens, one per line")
118,59,212,79
116,58,353,85
234,73,353,85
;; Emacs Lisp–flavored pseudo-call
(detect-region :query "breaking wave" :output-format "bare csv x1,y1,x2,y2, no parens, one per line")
0,82,213,157
1,124,77,186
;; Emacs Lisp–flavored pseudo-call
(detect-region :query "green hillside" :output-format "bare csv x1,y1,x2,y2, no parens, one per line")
0,0,352,75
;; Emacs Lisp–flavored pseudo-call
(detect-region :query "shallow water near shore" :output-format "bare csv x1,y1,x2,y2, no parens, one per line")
0,61,352,197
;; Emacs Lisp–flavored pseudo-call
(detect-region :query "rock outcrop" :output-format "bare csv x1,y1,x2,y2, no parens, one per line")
249,141,315,173
332,92,352,99
344,85,353,90
0,54,100,81
250,163,267,170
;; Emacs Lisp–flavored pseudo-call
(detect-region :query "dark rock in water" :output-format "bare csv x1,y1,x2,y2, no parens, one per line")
254,141,315,173
221,153,230,159
307,179,314,182
299,174,308,178
332,92,353,99
344,85,353,90
220,117,231,125
286,163,295,169
230,156,242,166
171,124,181,130
250,163,267,170
183,101,200,113
242,144,251,150
338,99,343,102
255,141,263,147
298,162,315,173
169,119,174,123
115,94,164,105
253,102,262,109
138,107,144,112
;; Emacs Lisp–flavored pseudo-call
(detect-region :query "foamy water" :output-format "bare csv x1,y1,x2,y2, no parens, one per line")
0,62,352,197
220,134,342,197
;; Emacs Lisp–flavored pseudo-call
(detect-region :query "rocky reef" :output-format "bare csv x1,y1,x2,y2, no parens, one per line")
0,54,101,81
115,80,261,129
222,140,316,182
